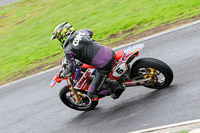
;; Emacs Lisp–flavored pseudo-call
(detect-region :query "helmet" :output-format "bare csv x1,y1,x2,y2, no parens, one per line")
50,22,75,49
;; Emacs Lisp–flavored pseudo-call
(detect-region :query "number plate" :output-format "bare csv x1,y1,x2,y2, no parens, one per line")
112,62,127,77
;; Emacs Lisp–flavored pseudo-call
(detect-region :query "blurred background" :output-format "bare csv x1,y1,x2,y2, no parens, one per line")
0,0,199,85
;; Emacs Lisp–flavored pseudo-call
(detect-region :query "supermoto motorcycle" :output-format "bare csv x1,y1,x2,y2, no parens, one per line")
50,44,173,111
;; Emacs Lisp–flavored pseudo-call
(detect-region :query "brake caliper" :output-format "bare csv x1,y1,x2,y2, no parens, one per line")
143,68,158,84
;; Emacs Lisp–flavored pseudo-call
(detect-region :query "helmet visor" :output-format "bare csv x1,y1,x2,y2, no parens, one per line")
50,34,56,41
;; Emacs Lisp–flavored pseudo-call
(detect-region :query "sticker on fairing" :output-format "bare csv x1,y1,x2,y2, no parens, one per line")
112,62,127,77
122,44,144,61
50,79,56,88
74,68,95,90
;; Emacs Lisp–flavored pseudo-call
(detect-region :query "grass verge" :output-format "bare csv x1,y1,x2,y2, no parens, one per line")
0,0,200,84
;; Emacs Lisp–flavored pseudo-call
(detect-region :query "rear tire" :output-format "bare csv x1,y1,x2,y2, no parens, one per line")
131,58,173,89
59,86,98,111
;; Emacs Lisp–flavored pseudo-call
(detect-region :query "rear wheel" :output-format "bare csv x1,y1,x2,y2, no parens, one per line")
59,86,98,111
131,58,173,89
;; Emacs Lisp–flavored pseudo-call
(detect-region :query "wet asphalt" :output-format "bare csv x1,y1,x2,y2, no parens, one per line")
1,1,200,133
1,21,200,133
0,0,20,7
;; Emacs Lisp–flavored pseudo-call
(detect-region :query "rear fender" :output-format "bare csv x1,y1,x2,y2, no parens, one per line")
121,44,144,62
109,44,144,80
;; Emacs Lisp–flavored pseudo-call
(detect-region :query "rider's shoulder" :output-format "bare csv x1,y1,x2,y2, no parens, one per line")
77,29,93,34
70,30,86,38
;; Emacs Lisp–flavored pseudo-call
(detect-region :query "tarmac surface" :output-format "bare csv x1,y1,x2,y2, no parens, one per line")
1,20,200,133
0,0,20,7
130,119,200,133
1,0,200,133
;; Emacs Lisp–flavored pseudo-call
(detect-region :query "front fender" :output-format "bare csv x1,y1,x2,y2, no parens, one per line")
50,73,68,88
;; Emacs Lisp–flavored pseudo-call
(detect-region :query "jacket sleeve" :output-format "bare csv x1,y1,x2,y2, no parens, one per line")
85,29,93,38
64,48,76,74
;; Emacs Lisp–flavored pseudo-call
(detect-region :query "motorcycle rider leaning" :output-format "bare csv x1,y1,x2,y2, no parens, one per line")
50,22,125,100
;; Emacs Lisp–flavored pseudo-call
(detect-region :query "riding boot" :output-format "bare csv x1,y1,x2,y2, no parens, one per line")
97,88,111,99
111,83,126,99
87,73,108,101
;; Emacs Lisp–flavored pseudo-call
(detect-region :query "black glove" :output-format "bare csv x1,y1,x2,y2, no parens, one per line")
63,69,72,77
58,70,64,78
58,70,72,78
76,61,83,68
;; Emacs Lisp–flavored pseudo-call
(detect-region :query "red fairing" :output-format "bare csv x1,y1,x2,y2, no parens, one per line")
115,50,124,61
82,64,95,69
54,73,62,83
134,52,140,57
80,50,124,69
81,80,90,90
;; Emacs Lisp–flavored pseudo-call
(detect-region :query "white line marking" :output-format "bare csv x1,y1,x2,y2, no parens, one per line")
129,119,200,133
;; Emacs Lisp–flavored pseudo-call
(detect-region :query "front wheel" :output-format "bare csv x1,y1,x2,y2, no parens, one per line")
59,86,98,111
131,58,173,89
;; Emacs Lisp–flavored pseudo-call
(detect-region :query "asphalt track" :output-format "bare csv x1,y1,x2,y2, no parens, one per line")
1,1,200,132
1,20,200,133
0,0,20,7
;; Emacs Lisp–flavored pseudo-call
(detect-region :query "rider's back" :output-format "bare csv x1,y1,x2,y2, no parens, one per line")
66,29,114,69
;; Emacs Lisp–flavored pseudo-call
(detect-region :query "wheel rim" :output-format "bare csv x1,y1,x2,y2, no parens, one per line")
138,67,166,87
64,91,93,109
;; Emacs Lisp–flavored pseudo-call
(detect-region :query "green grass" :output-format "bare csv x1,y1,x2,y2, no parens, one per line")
175,131,189,133
0,0,200,83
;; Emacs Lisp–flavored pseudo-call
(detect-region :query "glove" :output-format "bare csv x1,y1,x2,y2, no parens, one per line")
58,70,72,78
58,70,64,78
76,61,83,68
63,69,72,77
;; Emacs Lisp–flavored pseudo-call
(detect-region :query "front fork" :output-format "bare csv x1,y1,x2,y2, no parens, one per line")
68,77,81,103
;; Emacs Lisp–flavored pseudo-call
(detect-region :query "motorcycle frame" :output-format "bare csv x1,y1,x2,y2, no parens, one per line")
51,44,147,90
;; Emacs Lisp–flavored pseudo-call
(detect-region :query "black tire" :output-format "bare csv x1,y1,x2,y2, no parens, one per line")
59,86,98,111
131,58,173,89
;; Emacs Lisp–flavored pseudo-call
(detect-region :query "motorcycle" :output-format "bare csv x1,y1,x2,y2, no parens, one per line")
50,44,173,111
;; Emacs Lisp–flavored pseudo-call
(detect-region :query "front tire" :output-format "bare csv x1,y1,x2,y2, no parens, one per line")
59,86,98,111
131,58,173,89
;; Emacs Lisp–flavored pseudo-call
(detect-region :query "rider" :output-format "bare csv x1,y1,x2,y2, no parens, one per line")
50,22,125,100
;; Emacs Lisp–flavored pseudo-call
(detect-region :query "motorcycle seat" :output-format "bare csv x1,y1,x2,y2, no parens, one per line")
81,50,124,69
